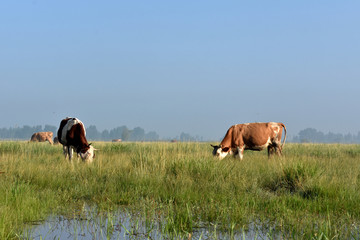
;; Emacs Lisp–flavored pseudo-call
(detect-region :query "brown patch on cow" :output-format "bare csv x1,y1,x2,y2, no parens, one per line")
222,147,230,152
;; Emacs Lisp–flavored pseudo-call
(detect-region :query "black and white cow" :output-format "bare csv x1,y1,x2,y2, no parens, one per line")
57,117,96,162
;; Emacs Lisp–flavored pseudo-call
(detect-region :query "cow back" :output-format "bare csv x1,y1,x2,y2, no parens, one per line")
57,118,71,145
57,118,85,145
221,123,282,149
220,125,243,150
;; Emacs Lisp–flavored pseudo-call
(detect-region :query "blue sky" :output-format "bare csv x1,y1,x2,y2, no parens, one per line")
1,1,359,140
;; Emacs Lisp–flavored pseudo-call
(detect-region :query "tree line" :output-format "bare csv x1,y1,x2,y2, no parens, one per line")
0,125,202,142
2,125,360,143
291,128,360,144
0,125,160,141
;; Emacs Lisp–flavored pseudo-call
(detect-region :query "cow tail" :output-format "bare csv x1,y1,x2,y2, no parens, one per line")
281,123,287,149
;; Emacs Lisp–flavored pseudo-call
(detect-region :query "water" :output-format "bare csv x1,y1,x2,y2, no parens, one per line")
22,206,278,240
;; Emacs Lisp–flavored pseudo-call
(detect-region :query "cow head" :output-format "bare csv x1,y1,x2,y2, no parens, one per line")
211,144,229,160
80,144,96,163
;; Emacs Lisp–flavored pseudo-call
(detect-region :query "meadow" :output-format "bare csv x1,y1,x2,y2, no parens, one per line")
0,141,360,239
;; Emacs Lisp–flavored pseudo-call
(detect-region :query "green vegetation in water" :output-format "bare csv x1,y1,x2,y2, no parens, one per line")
0,141,360,239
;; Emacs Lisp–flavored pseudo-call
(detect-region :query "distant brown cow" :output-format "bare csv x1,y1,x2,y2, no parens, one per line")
211,122,287,160
30,132,54,145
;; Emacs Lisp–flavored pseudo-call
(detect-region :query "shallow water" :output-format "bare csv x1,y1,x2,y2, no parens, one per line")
22,207,279,240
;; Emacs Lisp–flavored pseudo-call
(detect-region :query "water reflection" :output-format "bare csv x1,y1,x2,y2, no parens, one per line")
23,206,276,240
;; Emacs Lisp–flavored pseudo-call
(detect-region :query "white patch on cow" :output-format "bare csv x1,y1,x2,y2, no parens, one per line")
61,118,84,144
252,137,272,151
270,122,280,135
276,127,280,135
80,145,95,163
216,148,229,160
69,146,74,159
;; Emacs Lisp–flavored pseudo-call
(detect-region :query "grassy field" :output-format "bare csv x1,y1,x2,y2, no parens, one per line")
0,141,360,239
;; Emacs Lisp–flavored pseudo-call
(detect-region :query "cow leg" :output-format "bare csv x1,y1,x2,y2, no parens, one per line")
276,145,282,156
273,140,282,156
63,146,68,159
236,146,244,160
47,137,53,145
68,147,74,161
268,146,275,158
268,142,282,158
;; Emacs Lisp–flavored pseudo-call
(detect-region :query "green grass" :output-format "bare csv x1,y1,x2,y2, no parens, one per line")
0,141,360,239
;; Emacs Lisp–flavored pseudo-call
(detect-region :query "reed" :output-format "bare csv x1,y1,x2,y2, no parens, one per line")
0,141,360,239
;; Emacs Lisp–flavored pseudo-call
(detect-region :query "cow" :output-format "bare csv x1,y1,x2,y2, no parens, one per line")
57,117,96,162
211,122,287,160
30,132,54,145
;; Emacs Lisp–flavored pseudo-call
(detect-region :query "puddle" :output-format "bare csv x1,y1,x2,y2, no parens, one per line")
22,206,279,239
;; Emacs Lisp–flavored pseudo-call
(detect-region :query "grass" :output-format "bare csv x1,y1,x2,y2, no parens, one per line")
0,141,360,239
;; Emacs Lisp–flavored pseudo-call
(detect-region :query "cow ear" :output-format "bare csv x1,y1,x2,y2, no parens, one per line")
210,144,217,148
222,147,230,152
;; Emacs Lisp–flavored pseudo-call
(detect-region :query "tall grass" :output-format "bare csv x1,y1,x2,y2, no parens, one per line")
0,141,360,239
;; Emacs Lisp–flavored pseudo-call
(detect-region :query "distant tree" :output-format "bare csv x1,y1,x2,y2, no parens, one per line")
23,125,42,139
109,126,127,140
179,132,195,142
326,132,343,143
121,127,130,141
297,128,324,143
130,127,145,141
344,133,353,143
145,131,159,141
44,125,57,135
86,125,101,140
101,129,110,140
357,132,360,143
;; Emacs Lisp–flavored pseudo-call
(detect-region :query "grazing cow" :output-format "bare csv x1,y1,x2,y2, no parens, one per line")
112,139,122,142
30,132,54,145
57,117,96,162
211,122,287,160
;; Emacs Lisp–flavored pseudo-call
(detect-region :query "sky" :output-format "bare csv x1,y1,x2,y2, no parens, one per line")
1,1,359,140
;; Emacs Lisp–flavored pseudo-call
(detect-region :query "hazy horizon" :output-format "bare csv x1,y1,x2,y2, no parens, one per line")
1,1,359,140
1,121,358,142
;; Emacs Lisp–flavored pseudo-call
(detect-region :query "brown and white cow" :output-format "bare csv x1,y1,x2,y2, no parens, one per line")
57,117,96,162
30,132,54,145
211,122,287,160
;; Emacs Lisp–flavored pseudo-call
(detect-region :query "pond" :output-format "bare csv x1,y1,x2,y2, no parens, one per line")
21,205,279,240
